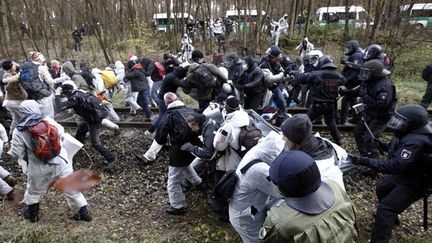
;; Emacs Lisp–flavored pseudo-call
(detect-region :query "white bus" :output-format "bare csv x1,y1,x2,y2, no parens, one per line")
401,3,432,29
225,10,266,31
152,13,194,32
315,5,367,28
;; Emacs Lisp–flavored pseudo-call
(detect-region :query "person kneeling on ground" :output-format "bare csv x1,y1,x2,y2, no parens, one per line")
8,100,91,222
155,92,205,215
259,150,357,242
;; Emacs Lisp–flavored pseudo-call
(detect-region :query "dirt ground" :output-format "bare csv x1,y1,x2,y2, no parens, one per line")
0,128,431,242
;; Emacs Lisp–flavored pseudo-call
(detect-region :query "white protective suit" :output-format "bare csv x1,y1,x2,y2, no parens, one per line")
0,123,12,196
213,109,250,171
229,131,285,243
314,134,347,191
8,100,87,210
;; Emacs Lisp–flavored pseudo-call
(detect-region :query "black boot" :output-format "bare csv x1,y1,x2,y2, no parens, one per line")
24,203,40,222
71,205,92,222
166,207,185,215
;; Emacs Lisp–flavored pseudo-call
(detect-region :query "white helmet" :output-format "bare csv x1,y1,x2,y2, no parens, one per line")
304,49,323,67
222,83,232,94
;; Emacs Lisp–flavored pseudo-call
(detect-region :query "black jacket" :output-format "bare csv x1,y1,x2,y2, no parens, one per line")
367,132,432,187
358,76,396,117
292,68,346,103
55,90,101,125
189,119,220,159
342,50,363,88
228,63,244,83
157,72,187,100
155,102,200,167
140,57,163,82
125,66,149,92
243,63,266,95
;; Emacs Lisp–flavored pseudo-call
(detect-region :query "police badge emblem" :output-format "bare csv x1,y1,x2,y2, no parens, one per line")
401,149,412,160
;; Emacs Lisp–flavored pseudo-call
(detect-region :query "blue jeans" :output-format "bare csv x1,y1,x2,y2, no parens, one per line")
149,97,167,132
136,89,152,118
270,85,286,112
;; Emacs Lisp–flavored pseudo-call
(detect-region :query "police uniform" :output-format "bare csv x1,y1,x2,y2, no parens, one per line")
352,60,396,158
292,56,346,145
352,104,432,243
340,41,364,124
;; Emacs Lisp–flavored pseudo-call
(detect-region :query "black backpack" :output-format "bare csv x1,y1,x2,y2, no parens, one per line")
237,121,263,157
79,92,108,123
190,64,218,90
422,64,432,82
19,62,52,100
214,159,261,203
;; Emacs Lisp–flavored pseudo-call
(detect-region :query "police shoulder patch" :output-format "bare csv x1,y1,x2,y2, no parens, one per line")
379,92,388,100
401,149,412,160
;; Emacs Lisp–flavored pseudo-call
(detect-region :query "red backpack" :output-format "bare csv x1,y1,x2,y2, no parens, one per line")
155,62,166,78
28,120,61,161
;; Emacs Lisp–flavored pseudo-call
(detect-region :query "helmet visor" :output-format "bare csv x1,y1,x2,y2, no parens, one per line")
387,113,409,132
358,67,372,81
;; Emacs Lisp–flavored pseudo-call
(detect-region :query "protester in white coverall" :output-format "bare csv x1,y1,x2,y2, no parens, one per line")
8,100,91,222
0,123,19,201
91,68,120,133
229,131,285,243
275,14,288,46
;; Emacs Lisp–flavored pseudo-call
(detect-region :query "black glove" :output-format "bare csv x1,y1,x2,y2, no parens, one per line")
180,143,195,152
340,57,347,65
234,83,244,90
338,88,346,96
350,155,370,166
373,138,389,152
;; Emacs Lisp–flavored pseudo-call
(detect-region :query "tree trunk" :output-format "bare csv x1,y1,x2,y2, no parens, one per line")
304,0,314,36
0,0,10,43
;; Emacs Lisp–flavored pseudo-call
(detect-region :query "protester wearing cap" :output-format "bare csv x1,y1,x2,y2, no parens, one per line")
350,104,432,243
2,60,27,134
259,45,290,120
259,150,357,243
229,131,285,243
29,51,55,119
280,114,347,190
153,92,204,215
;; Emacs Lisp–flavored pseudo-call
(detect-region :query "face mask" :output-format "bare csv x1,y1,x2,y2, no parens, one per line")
387,113,409,132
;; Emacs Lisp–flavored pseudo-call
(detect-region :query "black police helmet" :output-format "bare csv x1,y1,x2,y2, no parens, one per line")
226,52,240,64
388,104,432,134
345,40,360,55
318,55,337,69
364,44,382,61
358,60,390,81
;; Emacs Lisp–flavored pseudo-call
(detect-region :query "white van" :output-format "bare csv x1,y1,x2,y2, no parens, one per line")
315,5,367,28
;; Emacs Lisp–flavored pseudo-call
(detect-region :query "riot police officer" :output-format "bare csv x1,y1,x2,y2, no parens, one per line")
291,55,346,145
342,60,396,158
364,44,385,63
351,104,432,243
340,40,364,124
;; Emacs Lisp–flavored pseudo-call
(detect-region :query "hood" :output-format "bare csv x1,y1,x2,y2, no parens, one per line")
237,131,285,172
17,100,43,131
92,68,102,75
224,109,250,127
62,61,79,77
167,100,185,109
114,61,125,71
298,135,334,160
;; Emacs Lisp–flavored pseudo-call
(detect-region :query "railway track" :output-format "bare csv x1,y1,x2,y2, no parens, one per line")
56,107,432,132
